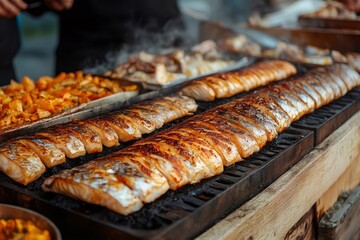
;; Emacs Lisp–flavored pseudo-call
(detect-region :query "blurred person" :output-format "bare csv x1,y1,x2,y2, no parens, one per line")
341,0,360,11
0,0,73,85
55,0,184,73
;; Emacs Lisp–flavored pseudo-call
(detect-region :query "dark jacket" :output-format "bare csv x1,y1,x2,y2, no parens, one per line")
56,0,182,73
0,18,20,85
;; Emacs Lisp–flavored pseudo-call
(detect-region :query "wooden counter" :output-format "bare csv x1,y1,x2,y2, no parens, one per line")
197,110,360,240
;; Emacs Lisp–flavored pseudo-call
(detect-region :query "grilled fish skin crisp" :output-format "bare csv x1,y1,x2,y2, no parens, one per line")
42,162,143,215
208,109,268,148
198,115,260,158
309,71,337,101
298,74,334,105
106,152,170,203
291,79,324,109
121,144,189,190
120,95,197,132
310,71,342,99
277,81,316,114
0,142,45,185
81,118,120,148
180,81,216,101
240,93,292,132
262,85,309,120
201,76,231,99
174,122,241,166
125,107,166,129
327,64,360,90
101,114,142,142
232,71,259,91
158,95,198,114
36,131,86,159
17,136,66,168
64,122,103,154
158,130,224,175
224,101,279,141
260,87,301,121
133,103,180,125
179,60,297,101
315,68,348,96
120,110,156,134
137,137,212,184
216,73,245,95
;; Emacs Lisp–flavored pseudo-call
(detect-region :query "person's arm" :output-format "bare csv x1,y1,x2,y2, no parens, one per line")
43,0,73,11
0,0,27,18
0,0,73,18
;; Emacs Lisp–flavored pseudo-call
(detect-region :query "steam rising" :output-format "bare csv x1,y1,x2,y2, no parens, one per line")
83,18,197,75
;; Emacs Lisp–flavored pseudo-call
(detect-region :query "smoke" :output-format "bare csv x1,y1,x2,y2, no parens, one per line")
83,17,198,75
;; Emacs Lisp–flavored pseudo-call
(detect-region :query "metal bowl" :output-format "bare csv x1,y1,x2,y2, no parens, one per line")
0,204,61,240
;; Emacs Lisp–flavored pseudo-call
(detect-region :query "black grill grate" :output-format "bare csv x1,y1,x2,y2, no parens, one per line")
0,80,360,239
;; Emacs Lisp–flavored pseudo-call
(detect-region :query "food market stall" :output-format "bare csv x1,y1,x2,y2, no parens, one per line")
1,1,360,239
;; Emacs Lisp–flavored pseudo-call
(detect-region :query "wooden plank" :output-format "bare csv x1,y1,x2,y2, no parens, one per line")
318,187,360,240
284,207,315,240
196,110,360,240
316,157,360,220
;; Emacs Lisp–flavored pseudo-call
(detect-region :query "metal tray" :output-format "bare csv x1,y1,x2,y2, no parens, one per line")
0,90,139,143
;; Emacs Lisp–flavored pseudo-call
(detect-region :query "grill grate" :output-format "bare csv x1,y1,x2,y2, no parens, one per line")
0,80,360,239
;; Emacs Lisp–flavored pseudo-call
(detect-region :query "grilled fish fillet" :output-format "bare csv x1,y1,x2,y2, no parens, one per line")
291,79,324,109
180,82,216,101
121,144,190,190
65,122,103,154
158,130,223,175
211,108,268,148
107,152,170,203
120,110,156,134
328,64,360,90
180,60,297,101
152,95,198,117
225,101,279,141
174,122,241,166
0,142,45,185
81,118,120,148
316,68,348,96
137,137,212,184
298,74,333,105
42,161,143,215
261,85,307,121
277,81,316,114
17,136,66,168
240,93,292,132
198,115,260,158
36,130,86,159
101,114,142,142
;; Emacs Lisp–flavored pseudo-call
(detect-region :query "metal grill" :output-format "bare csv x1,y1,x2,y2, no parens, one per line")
0,77,359,240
